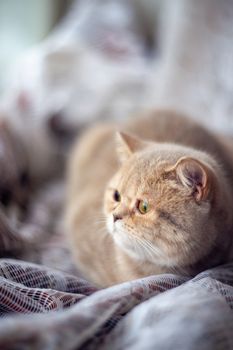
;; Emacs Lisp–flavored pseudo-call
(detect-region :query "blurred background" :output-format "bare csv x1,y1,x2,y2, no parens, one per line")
0,0,233,191
0,0,72,93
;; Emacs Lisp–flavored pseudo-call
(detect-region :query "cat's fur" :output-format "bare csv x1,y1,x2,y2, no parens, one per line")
66,110,233,287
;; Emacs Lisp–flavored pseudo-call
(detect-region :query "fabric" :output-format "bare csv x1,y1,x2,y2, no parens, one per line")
0,259,233,349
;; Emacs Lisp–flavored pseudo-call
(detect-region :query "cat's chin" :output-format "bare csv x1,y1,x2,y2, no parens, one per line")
113,232,146,262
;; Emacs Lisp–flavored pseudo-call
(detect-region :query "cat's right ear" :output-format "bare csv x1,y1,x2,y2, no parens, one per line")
166,157,214,202
115,132,145,163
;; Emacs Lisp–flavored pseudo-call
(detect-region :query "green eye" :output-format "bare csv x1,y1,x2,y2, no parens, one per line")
138,200,149,214
113,190,121,202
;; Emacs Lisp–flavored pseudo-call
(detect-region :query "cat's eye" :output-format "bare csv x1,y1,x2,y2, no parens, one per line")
113,190,121,202
137,200,149,214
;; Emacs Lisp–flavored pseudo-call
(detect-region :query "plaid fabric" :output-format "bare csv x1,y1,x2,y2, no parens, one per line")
0,259,233,349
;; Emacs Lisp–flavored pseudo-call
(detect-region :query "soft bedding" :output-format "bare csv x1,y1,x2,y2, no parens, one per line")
0,259,233,349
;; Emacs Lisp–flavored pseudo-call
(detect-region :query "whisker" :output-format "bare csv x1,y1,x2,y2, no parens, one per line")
117,227,166,263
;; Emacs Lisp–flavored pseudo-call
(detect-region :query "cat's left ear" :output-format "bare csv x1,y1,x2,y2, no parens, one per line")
115,132,147,163
167,157,214,201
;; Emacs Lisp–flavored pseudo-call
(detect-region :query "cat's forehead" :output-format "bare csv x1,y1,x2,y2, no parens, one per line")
125,151,169,173
116,153,167,191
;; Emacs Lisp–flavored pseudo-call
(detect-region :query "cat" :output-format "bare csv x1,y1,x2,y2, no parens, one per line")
65,109,233,287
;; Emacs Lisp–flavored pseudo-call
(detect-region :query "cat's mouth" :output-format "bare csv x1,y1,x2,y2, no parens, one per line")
106,215,164,262
106,215,180,266
106,216,123,237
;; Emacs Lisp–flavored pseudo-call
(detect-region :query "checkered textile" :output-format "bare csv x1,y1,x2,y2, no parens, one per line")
0,259,233,349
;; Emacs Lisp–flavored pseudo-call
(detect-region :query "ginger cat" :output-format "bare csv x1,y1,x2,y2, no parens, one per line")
66,110,233,287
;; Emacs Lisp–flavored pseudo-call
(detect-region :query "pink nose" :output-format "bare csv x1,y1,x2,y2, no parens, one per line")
113,214,122,223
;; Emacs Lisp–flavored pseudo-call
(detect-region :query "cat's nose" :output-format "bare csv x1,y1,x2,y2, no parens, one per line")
113,214,122,223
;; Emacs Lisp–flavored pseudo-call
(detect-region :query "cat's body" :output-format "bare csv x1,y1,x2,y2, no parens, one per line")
66,110,233,287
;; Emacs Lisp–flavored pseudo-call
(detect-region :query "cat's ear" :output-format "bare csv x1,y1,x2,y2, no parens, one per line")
115,132,146,163
168,157,213,201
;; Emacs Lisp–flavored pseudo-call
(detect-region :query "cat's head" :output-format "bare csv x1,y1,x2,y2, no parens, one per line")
104,131,224,269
